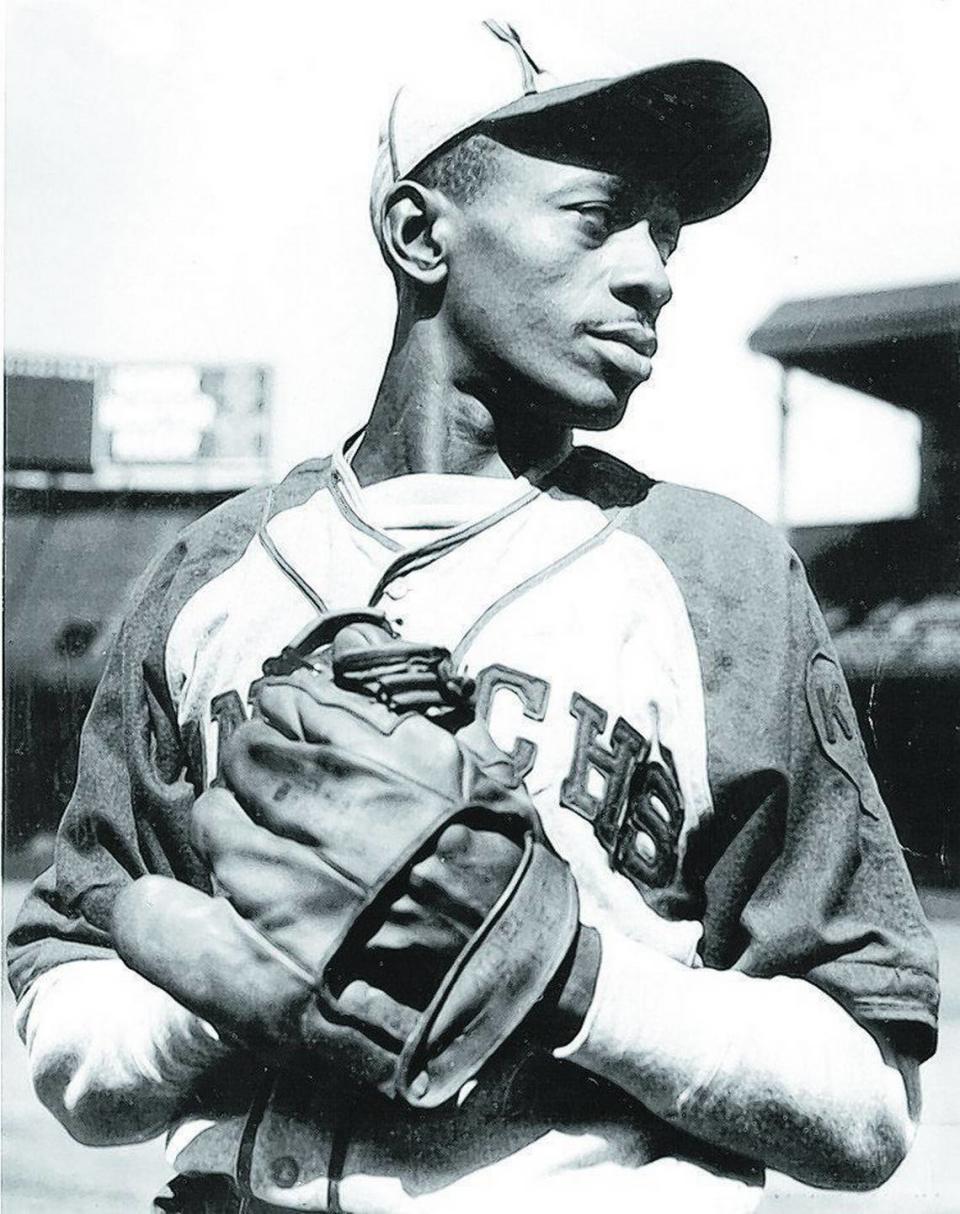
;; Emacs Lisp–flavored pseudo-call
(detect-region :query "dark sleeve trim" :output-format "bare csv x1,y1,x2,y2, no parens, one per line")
851,999,938,1062
805,960,940,1061
9,942,118,998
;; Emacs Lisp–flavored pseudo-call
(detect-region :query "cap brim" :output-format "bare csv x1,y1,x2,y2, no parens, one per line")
474,59,770,224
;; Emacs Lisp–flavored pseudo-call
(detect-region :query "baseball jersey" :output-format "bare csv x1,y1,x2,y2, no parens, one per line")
8,437,939,1213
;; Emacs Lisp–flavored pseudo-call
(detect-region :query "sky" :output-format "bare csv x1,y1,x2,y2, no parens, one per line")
6,0,960,523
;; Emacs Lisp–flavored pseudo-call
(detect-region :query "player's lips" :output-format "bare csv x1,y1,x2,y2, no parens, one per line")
585,323,658,357
584,323,657,380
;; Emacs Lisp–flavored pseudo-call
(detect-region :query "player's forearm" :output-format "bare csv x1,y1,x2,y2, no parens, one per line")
556,929,917,1190
16,958,230,1146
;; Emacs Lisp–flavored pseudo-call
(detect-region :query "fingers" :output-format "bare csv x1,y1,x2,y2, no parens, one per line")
407,825,522,927
336,979,420,1045
354,826,523,1009
435,823,473,860
433,823,522,876
111,877,312,1044
306,978,424,1095
219,718,457,853
360,894,467,1009
331,623,397,654
368,826,521,956
366,894,468,956
191,788,341,919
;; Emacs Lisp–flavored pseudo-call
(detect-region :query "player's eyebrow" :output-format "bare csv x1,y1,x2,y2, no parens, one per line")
543,170,624,201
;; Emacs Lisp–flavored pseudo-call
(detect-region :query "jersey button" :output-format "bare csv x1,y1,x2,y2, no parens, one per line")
384,578,409,600
270,1156,300,1188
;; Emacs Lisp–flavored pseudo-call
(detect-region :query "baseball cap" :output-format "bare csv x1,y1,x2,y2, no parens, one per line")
370,19,770,240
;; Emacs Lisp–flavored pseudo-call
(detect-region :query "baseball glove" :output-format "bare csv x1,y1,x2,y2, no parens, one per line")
112,612,594,1108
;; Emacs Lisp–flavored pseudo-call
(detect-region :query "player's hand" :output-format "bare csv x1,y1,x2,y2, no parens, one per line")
361,825,523,1006
361,823,600,1048
115,612,590,1109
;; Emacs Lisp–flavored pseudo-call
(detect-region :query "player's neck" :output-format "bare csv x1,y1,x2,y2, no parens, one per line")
352,321,570,488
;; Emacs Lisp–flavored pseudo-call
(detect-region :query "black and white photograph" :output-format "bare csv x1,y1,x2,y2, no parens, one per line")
4,3,959,1211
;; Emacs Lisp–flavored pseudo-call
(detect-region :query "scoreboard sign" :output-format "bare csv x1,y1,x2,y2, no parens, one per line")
5,355,271,487
6,359,98,473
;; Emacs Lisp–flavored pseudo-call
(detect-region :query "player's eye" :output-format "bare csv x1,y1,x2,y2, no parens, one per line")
571,204,614,243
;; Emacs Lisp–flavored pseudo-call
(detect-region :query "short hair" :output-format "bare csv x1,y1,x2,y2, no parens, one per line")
410,131,505,206
377,131,506,289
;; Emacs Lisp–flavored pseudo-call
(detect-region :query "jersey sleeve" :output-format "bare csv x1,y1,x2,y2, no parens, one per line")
6,471,321,1003
696,544,939,1061
6,541,210,1001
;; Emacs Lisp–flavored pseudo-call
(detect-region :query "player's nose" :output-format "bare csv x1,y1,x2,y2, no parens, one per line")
607,221,673,323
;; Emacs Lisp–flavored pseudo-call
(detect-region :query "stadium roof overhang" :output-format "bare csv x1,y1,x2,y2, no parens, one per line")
749,280,960,415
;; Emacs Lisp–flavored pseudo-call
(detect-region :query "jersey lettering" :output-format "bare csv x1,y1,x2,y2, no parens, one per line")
561,694,648,839
815,677,854,744
560,691,684,890
474,664,549,780
806,651,879,819
204,666,687,891
614,746,684,888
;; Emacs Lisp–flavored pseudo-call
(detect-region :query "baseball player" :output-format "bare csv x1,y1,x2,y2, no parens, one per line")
8,19,938,1214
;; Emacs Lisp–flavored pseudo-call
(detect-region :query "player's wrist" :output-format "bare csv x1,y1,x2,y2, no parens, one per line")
156,1003,232,1081
530,923,601,1049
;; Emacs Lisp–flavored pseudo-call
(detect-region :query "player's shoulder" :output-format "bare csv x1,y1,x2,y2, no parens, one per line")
629,481,791,573
132,457,334,615
170,457,331,561
551,445,791,573
553,447,809,678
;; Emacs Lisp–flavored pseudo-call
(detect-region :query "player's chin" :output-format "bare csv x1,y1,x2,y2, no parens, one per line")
524,359,639,429
573,393,631,430
551,373,635,430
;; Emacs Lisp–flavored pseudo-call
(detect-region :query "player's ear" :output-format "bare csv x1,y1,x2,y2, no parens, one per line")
380,182,451,288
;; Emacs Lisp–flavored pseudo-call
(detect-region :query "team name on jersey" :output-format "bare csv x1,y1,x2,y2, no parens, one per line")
200,662,686,896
